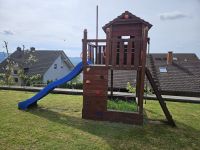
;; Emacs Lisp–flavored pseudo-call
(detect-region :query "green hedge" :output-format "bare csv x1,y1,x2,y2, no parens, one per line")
58,82,83,89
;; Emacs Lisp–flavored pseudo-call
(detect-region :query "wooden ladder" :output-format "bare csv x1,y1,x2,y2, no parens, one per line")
145,67,176,127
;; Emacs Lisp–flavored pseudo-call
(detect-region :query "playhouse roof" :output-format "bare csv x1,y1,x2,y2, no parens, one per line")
102,11,152,32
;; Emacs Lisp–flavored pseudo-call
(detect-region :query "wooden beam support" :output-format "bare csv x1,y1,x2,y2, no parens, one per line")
87,39,107,42
145,67,176,127
110,69,113,98
82,29,87,66
105,28,111,66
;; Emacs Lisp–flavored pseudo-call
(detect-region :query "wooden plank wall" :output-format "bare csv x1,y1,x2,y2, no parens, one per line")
84,38,140,70
111,38,138,69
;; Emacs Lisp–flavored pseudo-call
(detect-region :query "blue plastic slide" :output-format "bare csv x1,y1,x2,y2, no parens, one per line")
18,61,91,110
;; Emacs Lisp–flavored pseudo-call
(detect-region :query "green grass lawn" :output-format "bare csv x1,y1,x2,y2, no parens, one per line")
107,99,137,112
0,90,200,150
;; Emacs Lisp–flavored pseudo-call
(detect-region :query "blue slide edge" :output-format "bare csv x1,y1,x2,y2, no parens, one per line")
18,61,91,110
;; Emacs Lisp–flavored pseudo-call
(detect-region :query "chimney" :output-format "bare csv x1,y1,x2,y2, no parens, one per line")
16,47,22,51
30,47,35,52
167,51,173,65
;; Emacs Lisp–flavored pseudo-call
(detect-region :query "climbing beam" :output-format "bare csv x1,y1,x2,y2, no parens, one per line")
145,67,176,127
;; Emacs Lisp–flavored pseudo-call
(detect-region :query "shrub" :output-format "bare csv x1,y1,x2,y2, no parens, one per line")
126,82,136,93
126,82,152,95
58,82,83,89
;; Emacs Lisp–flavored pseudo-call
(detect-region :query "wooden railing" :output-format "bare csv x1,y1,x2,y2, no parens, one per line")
110,38,140,69
82,29,141,69
87,43,106,64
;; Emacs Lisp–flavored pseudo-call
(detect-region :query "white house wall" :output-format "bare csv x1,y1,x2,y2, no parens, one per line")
43,56,72,83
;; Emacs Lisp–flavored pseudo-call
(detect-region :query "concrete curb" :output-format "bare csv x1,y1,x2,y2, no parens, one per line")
0,86,200,104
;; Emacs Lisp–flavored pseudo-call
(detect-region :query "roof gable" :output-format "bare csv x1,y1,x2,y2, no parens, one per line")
102,11,152,32
0,50,74,76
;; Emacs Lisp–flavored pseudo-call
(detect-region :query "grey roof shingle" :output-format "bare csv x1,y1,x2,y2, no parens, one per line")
108,70,137,89
150,53,200,94
0,49,74,76
108,53,200,96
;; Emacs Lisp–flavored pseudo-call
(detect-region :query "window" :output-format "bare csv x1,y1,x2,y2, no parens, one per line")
24,68,29,74
159,67,167,73
124,41,128,45
13,70,18,75
14,78,18,83
54,64,57,69
121,36,130,39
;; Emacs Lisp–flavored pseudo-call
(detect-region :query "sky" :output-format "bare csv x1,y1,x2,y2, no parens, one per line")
0,0,200,58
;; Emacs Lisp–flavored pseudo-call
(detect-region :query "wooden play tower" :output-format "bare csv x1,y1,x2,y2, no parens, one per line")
82,11,175,126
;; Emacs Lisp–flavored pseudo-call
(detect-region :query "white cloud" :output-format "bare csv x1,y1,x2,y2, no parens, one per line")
159,11,190,20
0,30,14,35
0,0,199,58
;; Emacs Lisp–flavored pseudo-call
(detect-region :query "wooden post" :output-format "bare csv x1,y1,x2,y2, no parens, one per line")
95,6,99,64
106,28,111,66
91,46,94,63
136,66,142,113
110,69,113,98
82,29,87,66
127,39,132,67
96,5,98,42
99,46,102,64
119,40,124,67
112,38,117,67
145,68,176,127
136,25,149,115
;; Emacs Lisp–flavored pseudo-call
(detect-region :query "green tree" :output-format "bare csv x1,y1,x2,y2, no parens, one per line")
17,47,39,86
29,74,42,86
2,44,39,86
0,73,6,85
70,74,81,83
3,41,15,86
